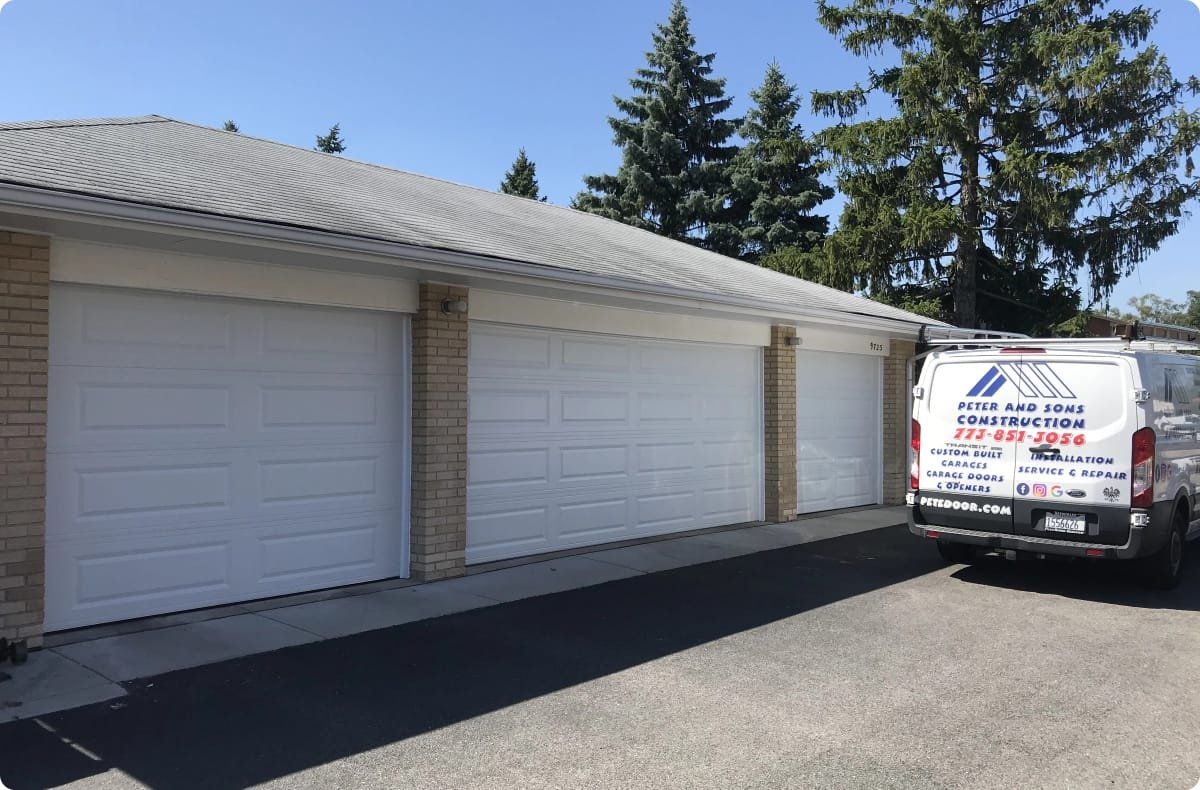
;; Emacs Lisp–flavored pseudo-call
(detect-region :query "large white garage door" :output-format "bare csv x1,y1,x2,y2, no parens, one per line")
46,286,409,630
467,324,762,563
796,351,882,513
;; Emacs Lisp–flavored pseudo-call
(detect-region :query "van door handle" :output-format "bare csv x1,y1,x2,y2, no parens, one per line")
1030,445,1061,456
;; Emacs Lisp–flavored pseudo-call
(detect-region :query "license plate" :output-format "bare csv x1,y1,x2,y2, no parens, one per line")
1044,512,1087,534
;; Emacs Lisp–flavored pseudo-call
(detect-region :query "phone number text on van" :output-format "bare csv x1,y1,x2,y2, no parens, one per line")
953,428,1087,445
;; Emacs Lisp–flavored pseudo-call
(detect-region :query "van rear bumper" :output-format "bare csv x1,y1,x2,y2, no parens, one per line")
908,509,1146,559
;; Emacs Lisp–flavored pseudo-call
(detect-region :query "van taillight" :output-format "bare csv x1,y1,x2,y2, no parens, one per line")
910,419,921,490
1131,427,1155,508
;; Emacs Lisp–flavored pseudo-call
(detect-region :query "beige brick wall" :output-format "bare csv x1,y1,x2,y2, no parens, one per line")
0,231,49,648
410,283,468,581
763,325,798,523
883,340,916,505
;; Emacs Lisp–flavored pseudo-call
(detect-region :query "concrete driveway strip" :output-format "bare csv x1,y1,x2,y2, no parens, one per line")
261,584,498,639
0,651,123,724
53,613,319,683
436,554,643,603
3,525,1198,789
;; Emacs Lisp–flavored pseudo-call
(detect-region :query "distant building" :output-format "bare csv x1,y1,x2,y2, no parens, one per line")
1085,315,1199,343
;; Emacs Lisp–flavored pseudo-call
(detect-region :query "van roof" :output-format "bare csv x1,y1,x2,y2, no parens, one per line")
924,338,1200,355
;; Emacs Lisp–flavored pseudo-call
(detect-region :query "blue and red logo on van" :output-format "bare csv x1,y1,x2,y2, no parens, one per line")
966,363,1078,399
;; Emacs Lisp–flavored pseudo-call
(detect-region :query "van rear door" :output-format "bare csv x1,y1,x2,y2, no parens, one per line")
1008,354,1135,545
913,355,1017,533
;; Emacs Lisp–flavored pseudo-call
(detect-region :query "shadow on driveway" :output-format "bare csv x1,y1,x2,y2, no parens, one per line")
949,548,1200,610
3,525,1192,789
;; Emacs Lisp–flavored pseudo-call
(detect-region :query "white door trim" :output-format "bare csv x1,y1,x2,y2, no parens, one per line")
470,290,771,347
794,325,891,357
51,238,419,312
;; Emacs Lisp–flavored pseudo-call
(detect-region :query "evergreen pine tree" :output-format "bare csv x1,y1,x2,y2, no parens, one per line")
711,63,832,262
222,120,239,133
315,123,347,154
805,0,1200,332
575,0,738,252
500,149,546,201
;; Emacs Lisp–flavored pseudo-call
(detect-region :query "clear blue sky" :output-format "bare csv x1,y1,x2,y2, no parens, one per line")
0,0,1196,311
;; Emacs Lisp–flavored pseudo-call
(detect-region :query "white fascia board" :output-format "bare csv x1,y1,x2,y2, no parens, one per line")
52,238,418,312
471,290,771,346
794,325,891,356
0,183,935,337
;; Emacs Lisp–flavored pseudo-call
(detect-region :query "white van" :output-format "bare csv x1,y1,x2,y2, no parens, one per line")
907,339,1200,588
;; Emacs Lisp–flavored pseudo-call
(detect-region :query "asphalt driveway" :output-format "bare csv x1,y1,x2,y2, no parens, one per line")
3,525,1199,789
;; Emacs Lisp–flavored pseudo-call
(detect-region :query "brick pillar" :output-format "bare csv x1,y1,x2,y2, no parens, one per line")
882,340,916,505
410,283,468,581
763,325,797,523
0,232,49,648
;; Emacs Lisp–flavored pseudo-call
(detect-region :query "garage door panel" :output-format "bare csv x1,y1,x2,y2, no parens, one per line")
635,491,698,531
468,324,761,563
469,448,551,489
52,285,406,374
635,344,695,375
258,455,380,507
260,384,379,429
796,351,882,514
47,508,403,629
561,391,630,424
470,328,552,371
558,498,629,539
469,388,551,426
67,288,236,356
468,505,552,555
47,286,408,630
636,392,695,423
77,381,234,434
75,462,233,521
560,444,628,483
702,395,758,423
702,438,757,471
636,441,695,474
50,540,235,616
258,307,383,358
50,443,402,540
560,337,631,371
255,518,383,582
50,366,405,452
703,486,758,519
48,448,240,535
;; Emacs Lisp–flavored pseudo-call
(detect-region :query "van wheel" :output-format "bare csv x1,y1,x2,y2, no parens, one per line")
1142,510,1187,590
936,540,975,565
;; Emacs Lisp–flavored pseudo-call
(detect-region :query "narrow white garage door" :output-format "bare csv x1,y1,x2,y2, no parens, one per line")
467,324,762,563
45,286,409,630
796,351,882,513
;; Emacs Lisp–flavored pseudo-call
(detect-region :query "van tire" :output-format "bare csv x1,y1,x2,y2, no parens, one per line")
1142,509,1187,590
936,540,975,565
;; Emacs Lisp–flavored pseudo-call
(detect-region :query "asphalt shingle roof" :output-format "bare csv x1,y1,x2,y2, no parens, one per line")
0,115,940,327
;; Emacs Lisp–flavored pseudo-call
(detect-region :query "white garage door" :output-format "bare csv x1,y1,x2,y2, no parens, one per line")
45,286,409,630
796,351,882,513
467,324,762,563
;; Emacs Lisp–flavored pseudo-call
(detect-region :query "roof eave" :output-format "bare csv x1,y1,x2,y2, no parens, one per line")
0,181,936,337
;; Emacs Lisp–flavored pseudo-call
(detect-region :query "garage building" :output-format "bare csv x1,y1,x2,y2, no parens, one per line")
0,116,937,639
